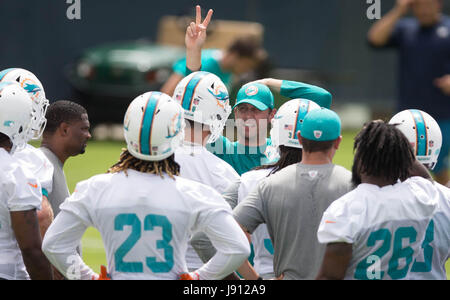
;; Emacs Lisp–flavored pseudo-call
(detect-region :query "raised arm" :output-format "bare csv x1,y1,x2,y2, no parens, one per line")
367,0,412,47
254,78,333,109
185,5,213,72
160,6,213,95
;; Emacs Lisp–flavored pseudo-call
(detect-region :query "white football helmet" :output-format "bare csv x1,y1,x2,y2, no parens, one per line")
265,99,320,161
0,82,34,154
172,71,231,144
124,91,185,161
0,68,49,140
389,109,442,170
271,99,321,148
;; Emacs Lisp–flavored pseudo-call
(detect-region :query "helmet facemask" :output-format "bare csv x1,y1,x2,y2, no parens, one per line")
389,109,442,171
0,68,49,140
173,71,231,145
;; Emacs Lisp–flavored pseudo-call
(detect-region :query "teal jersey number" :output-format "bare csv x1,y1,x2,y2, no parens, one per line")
388,227,416,279
114,213,174,273
114,214,142,272
144,214,174,273
355,228,391,280
411,220,434,273
355,226,420,280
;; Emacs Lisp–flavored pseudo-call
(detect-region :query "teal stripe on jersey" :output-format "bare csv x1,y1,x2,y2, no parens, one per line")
410,109,427,156
181,71,208,111
140,92,161,155
0,68,17,81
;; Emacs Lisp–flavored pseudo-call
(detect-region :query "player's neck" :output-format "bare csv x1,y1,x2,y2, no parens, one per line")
41,137,69,165
361,175,397,187
184,129,209,146
0,142,12,153
301,150,333,165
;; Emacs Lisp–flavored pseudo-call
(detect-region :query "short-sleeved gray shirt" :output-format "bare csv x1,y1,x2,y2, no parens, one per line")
39,147,70,216
233,163,353,280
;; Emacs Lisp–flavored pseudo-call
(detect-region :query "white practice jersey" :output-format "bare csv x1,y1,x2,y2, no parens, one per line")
238,168,274,277
408,182,450,280
318,177,439,280
0,148,42,280
175,143,239,194
43,170,248,280
175,143,239,270
14,144,54,195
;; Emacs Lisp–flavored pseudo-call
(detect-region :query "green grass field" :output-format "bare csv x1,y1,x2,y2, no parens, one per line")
59,132,449,279
64,140,125,273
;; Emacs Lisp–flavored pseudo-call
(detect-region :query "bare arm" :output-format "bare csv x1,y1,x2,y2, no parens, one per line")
316,242,352,280
193,212,250,280
367,0,412,46
160,73,184,96
191,178,241,263
37,195,54,238
434,74,450,96
11,209,53,280
42,210,97,280
409,159,433,181
236,225,260,280
161,6,212,95
185,5,213,71
253,78,283,93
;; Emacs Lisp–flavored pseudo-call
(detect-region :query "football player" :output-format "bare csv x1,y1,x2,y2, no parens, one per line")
0,81,53,280
389,109,449,280
182,5,333,175
0,68,54,237
316,120,440,280
236,99,322,279
191,98,321,279
160,6,266,97
234,108,353,280
172,71,240,273
42,92,250,280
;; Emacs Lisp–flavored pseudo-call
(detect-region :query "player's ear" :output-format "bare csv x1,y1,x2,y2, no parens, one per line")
233,106,239,119
59,122,71,137
297,131,303,144
334,136,343,150
269,108,277,121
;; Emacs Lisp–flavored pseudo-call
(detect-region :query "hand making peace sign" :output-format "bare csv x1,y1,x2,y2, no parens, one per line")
185,5,213,50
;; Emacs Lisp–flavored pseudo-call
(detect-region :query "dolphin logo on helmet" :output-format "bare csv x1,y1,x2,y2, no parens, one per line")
173,71,231,144
0,68,49,140
207,82,229,109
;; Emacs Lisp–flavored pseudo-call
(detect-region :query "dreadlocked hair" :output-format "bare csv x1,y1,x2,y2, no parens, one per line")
254,145,303,176
107,149,180,179
352,120,415,186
